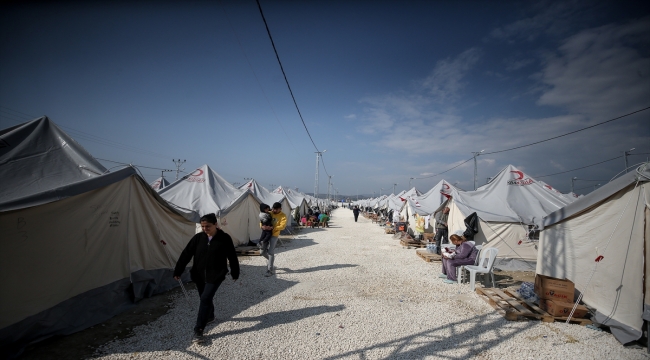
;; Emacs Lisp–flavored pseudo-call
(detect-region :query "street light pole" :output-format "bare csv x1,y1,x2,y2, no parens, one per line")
571,177,577,193
380,188,384,197
314,150,326,199
327,175,332,205
471,150,485,190
393,183,397,194
624,148,635,173
409,177,414,189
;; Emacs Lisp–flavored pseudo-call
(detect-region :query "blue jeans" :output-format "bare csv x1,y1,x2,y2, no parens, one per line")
195,280,222,331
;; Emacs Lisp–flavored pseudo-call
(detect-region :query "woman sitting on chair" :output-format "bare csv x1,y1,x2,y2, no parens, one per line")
439,233,478,284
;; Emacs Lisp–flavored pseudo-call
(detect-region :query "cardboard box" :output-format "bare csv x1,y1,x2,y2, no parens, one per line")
535,274,575,303
540,299,589,318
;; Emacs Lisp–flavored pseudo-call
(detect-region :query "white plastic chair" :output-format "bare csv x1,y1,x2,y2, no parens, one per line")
464,247,498,291
457,245,482,284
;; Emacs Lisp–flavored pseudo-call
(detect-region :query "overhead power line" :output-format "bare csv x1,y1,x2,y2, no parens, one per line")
415,157,474,180
219,1,299,154
96,158,175,172
484,106,649,155
255,0,321,153
534,156,620,179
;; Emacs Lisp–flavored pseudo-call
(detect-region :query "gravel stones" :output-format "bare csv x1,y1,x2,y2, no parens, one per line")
93,208,646,359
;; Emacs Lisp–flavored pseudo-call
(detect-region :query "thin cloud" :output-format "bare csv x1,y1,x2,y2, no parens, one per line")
489,0,596,42
537,17,650,119
420,48,481,103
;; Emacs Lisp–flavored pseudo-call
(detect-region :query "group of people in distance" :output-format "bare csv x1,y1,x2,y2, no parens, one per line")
173,202,288,344
300,207,330,228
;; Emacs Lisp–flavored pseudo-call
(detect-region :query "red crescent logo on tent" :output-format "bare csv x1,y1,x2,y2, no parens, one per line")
248,183,253,188
443,184,450,190
511,171,524,180
399,197,405,201
191,169,204,177
544,184,552,190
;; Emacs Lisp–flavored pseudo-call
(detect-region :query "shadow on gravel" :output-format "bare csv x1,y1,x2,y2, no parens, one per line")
276,263,358,274
85,262,347,359
202,305,346,345
20,262,303,360
323,312,537,359
275,237,317,254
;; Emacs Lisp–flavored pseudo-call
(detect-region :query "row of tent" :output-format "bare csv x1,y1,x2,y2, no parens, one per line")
0,117,325,356
353,162,650,345
353,164,579,271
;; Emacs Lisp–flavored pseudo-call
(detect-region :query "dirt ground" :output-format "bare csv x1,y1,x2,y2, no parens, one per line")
18,283,195,360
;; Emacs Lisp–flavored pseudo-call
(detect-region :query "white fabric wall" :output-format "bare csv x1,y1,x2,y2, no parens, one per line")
537,183,648,343
0,176,196,329
447,200,537,264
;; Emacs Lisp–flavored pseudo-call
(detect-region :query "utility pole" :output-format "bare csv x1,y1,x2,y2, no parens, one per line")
327,175,332,205
314,150,326,199
409,177,414,189
160,169,173,179
472,150,484,190
571,177,577,193
172,159,186,180
393,183,397,194
624,148,635,173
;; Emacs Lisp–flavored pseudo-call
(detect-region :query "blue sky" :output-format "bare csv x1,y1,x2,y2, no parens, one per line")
1,0,648,197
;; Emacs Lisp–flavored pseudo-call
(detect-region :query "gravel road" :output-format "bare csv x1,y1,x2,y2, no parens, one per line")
89,207,646,359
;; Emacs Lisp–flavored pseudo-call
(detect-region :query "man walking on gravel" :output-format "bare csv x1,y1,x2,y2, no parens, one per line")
260,202,287,277
173,213,240,343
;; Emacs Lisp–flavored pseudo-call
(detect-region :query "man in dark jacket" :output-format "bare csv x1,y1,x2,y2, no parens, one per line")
352,206,360,222
173,213,240,343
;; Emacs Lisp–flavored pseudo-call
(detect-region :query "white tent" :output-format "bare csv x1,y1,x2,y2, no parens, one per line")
150,176,170,191
158,164,262,246
441,165,573,270
0,116,107,204
273,186,309,221
240,180,293,226
400,181,453,230
0,118,197,355
537,163,650,344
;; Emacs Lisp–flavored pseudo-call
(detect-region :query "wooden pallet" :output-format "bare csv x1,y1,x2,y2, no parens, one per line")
235,246,261,256
416,249,441,262
400,239,426,248
476,288,592,325
385,228,395,234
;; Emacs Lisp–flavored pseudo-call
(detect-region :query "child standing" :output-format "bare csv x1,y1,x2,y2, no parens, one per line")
259,203,273,248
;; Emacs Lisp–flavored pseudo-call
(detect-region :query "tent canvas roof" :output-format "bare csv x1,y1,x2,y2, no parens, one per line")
0,116,106,207
150,177,170,191
448,165,573,224
158,164,251,218
240,179,285,206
